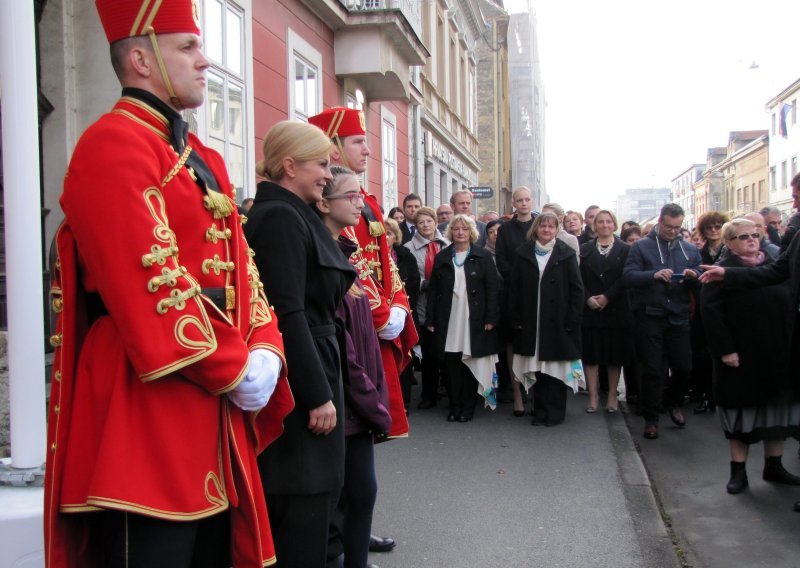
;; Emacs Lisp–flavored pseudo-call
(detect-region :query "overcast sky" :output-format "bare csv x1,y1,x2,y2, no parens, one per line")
503,0,800,213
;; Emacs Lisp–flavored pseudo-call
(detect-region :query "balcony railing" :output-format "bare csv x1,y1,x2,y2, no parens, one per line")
341,0,422,39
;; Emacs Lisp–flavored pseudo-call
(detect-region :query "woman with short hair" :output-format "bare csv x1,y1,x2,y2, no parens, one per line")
700,218,800,494
509,212,585,426
426,214,500,421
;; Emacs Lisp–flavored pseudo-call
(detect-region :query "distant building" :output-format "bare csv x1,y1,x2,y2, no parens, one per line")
671,165,704,230
475,0,512,216
719,131,769,217
693,147,727,219
616,187,672,225
508,5,545,209
766,78,800,215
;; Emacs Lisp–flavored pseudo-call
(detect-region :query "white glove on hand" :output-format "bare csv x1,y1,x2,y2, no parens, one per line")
378,306,406,340
228,349,282,412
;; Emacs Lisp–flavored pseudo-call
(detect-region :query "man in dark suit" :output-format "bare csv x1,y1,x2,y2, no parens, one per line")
400,193,422,244
437,189,486,246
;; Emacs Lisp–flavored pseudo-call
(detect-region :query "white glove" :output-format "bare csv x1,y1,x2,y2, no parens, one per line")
228,349,282,412
378,306,406,340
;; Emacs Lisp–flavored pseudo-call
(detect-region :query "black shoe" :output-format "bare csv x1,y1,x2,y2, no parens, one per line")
544,420,562,427
763,456,800,485
726,461,749,494
458,415,472,423
446,413,457,422
693,399,713,414
369,535,396,553
668,406,686,427
794,501,800,512
417,399,435,410
531,418,542,426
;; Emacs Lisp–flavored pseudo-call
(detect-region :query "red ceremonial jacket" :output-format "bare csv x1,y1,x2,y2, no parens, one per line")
341,190,419,437
44,95,294,567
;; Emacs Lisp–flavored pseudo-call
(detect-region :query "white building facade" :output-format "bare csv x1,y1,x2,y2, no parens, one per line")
766,78,800,215
671,164,704,229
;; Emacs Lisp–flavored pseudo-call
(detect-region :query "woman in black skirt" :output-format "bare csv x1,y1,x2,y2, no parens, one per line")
579,210,634,413
700,218,800,494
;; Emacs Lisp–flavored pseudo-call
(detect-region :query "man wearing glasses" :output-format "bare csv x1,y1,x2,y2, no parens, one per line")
623,203,702,440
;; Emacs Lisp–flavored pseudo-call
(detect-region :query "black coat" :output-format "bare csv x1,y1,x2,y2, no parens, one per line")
494,217,534,283
509,239,583,360
245,181,356,494
579,238,632,329
425,244,499,358
701,254,794,407
393,243,420,323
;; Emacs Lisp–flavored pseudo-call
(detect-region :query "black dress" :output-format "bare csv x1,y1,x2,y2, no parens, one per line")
579,238,634,366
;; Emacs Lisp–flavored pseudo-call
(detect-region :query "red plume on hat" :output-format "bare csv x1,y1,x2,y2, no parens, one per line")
308,107,367,139
95,0,201,44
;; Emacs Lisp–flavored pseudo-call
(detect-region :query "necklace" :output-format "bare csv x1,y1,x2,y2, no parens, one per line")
452,246,471,267
597,240,613,256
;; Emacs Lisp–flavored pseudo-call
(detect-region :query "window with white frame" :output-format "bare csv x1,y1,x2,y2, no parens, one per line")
381,106,398,211
287,29,322,122
203,0,247,196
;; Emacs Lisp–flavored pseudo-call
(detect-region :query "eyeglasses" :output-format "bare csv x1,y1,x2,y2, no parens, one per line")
324,191,364,205
661,223,682,231
732,233,760,241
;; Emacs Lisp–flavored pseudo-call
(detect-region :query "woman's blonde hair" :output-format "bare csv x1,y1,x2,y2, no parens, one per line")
414,206,437,225
384,217,402,244
256,121,332,181
722,218,756,242
526,212,560,242
592,209,619,232
445,214,479,244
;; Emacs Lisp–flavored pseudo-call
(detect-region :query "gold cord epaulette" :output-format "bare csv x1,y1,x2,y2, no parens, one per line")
157,285,201,315
368,221,384,237
162,145,193,187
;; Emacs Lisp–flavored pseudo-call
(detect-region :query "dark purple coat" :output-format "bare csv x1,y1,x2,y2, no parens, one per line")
337,237,392,437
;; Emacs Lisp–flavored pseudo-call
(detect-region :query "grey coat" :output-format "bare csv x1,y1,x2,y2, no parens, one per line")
404,230,449,325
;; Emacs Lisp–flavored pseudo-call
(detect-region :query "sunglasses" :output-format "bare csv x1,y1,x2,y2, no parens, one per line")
732,233,760,241
706,224,723,231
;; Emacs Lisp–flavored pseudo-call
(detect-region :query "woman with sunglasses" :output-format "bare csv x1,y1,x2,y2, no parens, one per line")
700,219,800,495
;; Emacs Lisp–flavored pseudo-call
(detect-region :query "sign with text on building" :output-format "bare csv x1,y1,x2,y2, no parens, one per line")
470,186,494,199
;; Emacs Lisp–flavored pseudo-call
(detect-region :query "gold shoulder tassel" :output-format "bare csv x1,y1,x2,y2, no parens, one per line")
369,221,385,237
203,190,236,219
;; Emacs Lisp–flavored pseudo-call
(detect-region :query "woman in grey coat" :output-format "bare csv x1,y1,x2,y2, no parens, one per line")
404,206,450,409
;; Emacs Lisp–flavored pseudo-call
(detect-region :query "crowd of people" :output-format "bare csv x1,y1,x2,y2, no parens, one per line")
42,2,800,567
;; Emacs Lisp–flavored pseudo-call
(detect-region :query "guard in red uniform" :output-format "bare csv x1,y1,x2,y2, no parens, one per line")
308,107,417,440
43,1,293,566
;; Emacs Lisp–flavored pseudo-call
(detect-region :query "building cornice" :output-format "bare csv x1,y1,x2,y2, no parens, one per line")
765,77,800,110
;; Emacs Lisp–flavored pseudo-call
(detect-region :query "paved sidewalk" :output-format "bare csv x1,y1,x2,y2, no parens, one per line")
628,407,800,568
369,394,677,568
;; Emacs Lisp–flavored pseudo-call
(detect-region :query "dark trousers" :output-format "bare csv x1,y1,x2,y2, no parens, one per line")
342,432,378,568
531,372,568,424
97,510,230,568
267,490,339,568
399,359,415,410
444,351,478,419
635,315,692,424
420,328,444,403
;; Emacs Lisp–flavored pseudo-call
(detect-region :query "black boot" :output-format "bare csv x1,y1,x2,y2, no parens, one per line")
763,456,800,485
726,461,748,494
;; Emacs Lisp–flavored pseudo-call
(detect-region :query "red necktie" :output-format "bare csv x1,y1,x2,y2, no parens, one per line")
424,241,439,280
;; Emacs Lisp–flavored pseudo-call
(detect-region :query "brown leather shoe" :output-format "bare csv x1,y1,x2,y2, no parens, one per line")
669,407,686,427
643,424,659,439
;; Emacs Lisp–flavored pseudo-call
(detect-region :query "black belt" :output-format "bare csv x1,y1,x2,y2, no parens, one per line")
309,324,336,338
202,286,235,311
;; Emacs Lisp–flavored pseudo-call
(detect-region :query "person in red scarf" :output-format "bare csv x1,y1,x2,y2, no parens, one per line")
309,107,418,555
43,1,293,566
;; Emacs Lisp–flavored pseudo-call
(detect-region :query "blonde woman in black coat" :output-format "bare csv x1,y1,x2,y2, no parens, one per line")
425,214,500,422
700,218,800,495
509,212,584,426
579,210,634,414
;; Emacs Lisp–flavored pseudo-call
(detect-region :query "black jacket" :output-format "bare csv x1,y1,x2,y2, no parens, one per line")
509,239,583,360
245,181,356,494
425,244,499,358
494,217,534,283
701,254,794,407
393,243,420,323
579,238,632,329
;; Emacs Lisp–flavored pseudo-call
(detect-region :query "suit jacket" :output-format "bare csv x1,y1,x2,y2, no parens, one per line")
425,244,499,358
579,238,632,329
246,181,356,494
400,220,416,244
509,239,583,360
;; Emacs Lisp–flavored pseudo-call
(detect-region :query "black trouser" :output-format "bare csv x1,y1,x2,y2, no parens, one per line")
635,315,692,424
443,351,478,419
531,372,568,424
267,490,339,568
98,510,230,568
342,432,378,568
420,327,444,403
399,358,415,410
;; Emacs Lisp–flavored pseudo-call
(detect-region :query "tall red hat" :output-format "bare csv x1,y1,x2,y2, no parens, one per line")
308,107,366,139
95,0,201,44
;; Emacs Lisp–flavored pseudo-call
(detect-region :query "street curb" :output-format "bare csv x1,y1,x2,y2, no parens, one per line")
607,408,684,568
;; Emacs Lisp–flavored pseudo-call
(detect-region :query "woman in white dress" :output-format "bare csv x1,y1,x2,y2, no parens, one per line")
509,212,585,426
425,215,500,422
